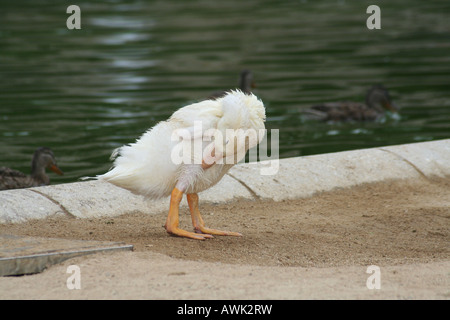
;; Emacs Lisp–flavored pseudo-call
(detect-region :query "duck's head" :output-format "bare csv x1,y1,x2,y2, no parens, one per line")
366,85,399,113
239,69,255,93
216,90,265,162
31,147,64,177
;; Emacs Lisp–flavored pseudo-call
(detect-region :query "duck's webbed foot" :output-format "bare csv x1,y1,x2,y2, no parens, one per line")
187,193,242,237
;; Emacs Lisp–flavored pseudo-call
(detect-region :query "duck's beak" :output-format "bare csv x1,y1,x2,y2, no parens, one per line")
384,101,399,113
50,164,64,175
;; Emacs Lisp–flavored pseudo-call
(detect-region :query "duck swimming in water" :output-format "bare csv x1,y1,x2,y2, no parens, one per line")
97,90,266,240
0,147,63,190
303,85,399,122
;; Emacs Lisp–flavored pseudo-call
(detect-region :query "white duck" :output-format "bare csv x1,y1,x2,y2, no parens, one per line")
98,90,266,240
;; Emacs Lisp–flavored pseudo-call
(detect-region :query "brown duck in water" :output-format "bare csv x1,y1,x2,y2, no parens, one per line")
0,147,63,190
209,69,255,99
303,85,399,122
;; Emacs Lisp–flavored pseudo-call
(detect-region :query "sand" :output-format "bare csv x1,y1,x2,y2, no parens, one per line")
0,176,448,299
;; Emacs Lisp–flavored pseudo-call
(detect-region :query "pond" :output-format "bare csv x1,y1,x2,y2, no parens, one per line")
1,0,449,184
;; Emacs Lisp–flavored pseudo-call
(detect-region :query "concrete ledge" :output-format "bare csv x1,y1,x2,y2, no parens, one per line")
0,189,65,223
0,139,449,223
380,140,450,178
228,147,421,201
30,180,157,219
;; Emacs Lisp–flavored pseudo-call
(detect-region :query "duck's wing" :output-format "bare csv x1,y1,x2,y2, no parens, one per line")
0,167,37,190
170,99,223,140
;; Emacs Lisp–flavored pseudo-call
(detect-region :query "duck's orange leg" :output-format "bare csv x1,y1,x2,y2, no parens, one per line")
164,188,213,240
187,193,242,237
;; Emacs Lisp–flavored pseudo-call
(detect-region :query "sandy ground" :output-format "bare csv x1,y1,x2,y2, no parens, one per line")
0,176,449,299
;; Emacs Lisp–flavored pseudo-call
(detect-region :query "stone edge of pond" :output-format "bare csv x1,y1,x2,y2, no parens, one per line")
1,139,449,223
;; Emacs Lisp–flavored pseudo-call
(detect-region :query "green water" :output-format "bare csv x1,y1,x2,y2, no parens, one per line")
1,0,449,184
